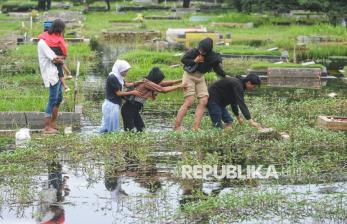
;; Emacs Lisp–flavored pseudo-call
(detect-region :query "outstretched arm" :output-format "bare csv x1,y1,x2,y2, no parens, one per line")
160,83,184,93
115,89,141,97
233,89,262,129
159,79,182,87
212,63,226,78
124,80,144,88
145,80,185,93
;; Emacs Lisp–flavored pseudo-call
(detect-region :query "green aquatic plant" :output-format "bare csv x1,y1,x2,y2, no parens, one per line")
297,44,347,60
180,187,347,223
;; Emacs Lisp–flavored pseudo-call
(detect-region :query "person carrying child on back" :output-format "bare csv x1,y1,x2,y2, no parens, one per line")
121,67,184,132
39,19,70,92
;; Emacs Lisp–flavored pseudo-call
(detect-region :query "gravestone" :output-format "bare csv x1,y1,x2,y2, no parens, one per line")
317,116,347,131
0,112,81,129
43,11,85,28
102,30,161,42
267,68,322,89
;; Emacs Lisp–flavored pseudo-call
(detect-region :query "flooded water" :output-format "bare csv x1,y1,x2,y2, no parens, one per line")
1,40,347,223
0,163,183,223
1,154,346,223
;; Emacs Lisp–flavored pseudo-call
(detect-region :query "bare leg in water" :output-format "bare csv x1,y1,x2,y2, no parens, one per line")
174,96,194,131
51,106,59,130
192,96,208,130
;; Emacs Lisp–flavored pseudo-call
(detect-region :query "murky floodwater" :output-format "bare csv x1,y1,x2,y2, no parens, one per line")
1,41,347,223
0,164,183,223
1,155,346,223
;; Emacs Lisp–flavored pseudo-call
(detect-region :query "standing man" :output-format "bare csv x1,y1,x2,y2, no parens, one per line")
38,39,65,134
174,38,226,131
37,0,51,11
38,0,46,11
207,74,263,129
46,0,51,10
105,0,111,11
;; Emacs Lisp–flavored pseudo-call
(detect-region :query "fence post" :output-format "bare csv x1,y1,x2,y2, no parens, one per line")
74,60,80,108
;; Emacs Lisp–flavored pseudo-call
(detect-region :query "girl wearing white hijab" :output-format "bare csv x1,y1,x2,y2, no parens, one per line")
100,60,140,133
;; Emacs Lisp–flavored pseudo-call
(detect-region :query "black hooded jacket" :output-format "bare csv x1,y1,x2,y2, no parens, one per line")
208,76,251,120
181,38,226,77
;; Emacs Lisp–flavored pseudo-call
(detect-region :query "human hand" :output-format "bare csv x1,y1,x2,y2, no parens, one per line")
180,82,188,90
131,90,142,97
194,55,204,63
53,57,64,64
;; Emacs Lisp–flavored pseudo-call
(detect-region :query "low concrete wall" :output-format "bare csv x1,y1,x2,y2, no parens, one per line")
222,54,287,62
268,68,322,89
0,112,81,129
102,31,161,42
317,116,347,131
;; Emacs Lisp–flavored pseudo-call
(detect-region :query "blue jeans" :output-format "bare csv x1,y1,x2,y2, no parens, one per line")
45,80,63,118
207,101,233,128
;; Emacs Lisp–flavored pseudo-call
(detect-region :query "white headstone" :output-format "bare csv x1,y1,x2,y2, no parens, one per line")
15,128,31,147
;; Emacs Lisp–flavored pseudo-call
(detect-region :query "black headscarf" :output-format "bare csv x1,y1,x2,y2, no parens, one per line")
146,67,165,84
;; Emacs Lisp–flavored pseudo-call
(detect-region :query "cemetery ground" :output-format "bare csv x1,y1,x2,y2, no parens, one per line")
0,1,346,223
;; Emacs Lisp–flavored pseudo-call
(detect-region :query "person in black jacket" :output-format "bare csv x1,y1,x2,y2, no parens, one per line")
174,38,226,131
207,74,262,129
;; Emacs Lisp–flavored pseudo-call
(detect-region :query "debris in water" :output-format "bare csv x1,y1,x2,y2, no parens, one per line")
64,127,73,135
15,128,31,147
279,132,290,141
327,92,337,98
267,47,278,51
301,61,315,65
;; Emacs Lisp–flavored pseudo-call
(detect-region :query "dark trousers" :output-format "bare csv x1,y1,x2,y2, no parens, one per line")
38,0,46,11
50,47,64,78
105,0,110,11
38,0,51,10
46,0,51,10
207,101,233,128
121,101,145,132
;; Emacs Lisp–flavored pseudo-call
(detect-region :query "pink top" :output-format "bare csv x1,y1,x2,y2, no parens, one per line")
38,31,68,57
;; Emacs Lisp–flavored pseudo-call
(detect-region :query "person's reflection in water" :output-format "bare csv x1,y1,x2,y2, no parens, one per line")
104,166,128,201
37,161,69,224
134,165,162,194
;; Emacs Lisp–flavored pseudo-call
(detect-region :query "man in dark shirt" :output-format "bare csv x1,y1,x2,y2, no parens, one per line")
175,38,226,131
207,74,262,129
